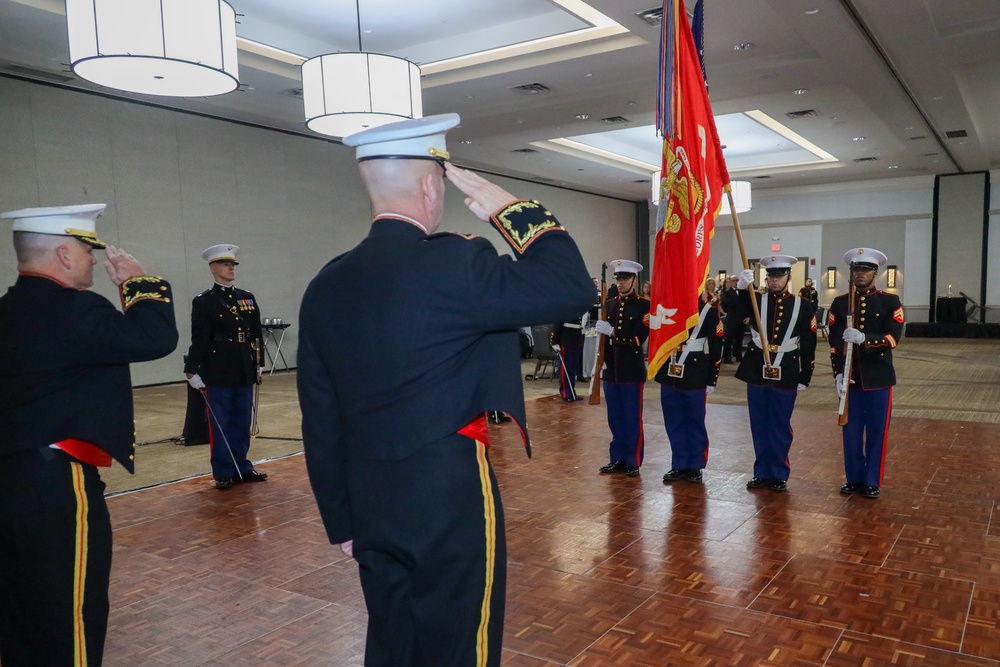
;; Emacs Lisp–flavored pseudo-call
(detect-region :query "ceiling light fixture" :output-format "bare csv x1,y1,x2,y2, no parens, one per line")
733,42,754,51
301,0,421,138
65,0,239,97
793,88,809,95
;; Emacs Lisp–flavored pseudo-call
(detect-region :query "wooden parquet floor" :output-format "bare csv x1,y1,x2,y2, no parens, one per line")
94,339,1000,666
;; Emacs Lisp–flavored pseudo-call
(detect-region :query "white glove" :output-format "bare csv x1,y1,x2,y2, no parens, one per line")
595,320,614,337
705,386,715,396
836,373,845,399
187,374,206,390
256,366,263,384
736,269,755,290
797,383,807,391
842,328,865,345
551,343,561,352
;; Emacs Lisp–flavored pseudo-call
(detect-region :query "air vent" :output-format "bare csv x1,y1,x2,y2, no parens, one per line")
635,7,663,25
511,148,538,154
909,135,927,140
509,83,550,95
945,129,967,138
754,175,772,179
853,156,880,162
785,109,818,119
923,152,939,157
2,63,74,84
281,88,303,98
601,116,630,124
633,179,650,183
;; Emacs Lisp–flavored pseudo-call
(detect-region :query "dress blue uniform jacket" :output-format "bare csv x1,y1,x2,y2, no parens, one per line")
184,284,262,386
653,302,723,389
298,201,594,544
828,287,903,388
734,289,817,389
602,293,650,383
0,274,177,472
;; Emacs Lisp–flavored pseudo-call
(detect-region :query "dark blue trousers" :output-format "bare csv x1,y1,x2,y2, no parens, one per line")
842,386,892,487
348,434,505,667
205,384,254,480
0,448,111,667
604,381,645,467
660,385,709,470
746,384,798,481
558,345,583,400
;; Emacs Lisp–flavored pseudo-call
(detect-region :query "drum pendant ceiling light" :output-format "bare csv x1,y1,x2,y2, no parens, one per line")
66,0,240,97
301,0,422,138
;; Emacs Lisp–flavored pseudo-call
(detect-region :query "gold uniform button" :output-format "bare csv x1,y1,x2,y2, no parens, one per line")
129,454,135,461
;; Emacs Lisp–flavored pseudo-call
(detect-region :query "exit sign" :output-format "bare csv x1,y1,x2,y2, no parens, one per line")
771,244,780,251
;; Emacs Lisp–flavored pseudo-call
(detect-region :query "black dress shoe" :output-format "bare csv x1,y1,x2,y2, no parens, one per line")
662,468,684,482
624,465,641,477
599,461,625,474
840,482,862,495
746,477,768,489
244,470,268,482
215,477,238,490
768,479,788,492
862,485,880,498
683,469,704,483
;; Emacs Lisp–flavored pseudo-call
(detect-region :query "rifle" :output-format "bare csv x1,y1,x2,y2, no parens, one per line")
837,282,856,425
588,262,608,405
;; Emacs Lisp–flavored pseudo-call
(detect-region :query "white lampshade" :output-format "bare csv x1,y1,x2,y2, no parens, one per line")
652,172,752,215
302,53,423,138
66,0,239,97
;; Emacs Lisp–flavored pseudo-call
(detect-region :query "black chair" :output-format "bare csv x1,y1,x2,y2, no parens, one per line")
815,306,828,338
526,324,557,381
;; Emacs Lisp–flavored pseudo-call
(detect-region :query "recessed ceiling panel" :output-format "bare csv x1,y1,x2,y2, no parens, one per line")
230,0,590,63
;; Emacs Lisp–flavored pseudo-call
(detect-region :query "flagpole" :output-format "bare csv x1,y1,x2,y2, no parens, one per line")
727,187,772,367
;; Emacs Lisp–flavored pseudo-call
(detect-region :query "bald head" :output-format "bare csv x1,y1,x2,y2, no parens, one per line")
359,159,446,233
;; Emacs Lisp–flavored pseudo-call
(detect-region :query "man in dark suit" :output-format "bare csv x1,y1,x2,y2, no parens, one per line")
0,204,177,666
735,255,818,492
829,247,903,499
185,244,267,489
297,113,593,667
552,312,587,401
720,274,745,363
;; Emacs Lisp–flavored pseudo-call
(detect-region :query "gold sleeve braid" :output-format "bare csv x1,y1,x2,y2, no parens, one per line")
489,200,565,254
120,276,172,311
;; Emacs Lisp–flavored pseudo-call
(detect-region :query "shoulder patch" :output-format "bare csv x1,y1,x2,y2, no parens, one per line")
893,306,905,323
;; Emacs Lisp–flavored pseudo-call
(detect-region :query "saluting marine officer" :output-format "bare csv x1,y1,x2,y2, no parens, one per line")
297,113,593,667
185,244,267,489
828,247,904,499
595,259,650,477
734,255,817,491
0,204,177,666
654,283,724,483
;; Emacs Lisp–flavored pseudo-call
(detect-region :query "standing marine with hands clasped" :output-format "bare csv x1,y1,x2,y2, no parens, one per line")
828,247,903,499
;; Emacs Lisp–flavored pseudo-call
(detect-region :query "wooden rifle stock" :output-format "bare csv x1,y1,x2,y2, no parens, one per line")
588,263,608,405
837,283,856,425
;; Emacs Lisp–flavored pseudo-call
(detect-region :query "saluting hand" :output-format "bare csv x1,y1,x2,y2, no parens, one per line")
444,163,517,221
104,245,147,286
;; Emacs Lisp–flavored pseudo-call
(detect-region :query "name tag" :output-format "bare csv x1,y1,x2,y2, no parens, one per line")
763,365,782,380
667,363,685,378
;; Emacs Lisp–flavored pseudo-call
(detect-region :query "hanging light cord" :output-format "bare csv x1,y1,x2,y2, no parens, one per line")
355,0,363,52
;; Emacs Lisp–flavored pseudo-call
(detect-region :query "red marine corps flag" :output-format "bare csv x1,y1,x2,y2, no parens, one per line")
647,0,731,379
